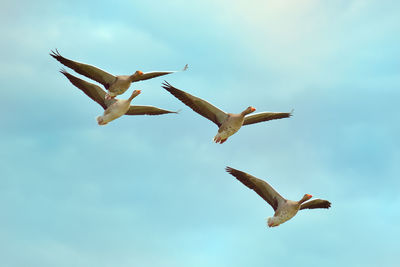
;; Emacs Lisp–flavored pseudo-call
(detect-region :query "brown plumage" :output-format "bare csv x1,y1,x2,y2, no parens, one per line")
51,49,188,98
60,69,177,124
162,81,292,143
226,167,331,227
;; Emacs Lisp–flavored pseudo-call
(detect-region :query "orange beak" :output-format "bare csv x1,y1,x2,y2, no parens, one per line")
137,90,142,94
307,194,313,198
251,107,256,112
137,71,144,75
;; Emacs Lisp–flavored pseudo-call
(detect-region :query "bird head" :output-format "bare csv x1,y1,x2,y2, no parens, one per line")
128,89,141,101
243,106,256,115
303,194,313,201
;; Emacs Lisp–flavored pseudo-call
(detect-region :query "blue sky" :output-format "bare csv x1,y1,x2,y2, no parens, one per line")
1,0,399,266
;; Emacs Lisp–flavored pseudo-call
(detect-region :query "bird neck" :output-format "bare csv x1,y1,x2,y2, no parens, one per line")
129,75,137,82
128,94,138,101
240,110,249,116
298,196,309,204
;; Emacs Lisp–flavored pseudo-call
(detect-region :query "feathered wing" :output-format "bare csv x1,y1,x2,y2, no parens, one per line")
51,49,116,88
125,105,178,116
134,64,188,82
300,199,331,210
60,69,108,109
162,81,228,127
225,167,285,211
243,111,293,126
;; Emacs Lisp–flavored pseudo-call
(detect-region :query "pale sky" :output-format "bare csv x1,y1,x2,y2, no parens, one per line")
1,1,399,266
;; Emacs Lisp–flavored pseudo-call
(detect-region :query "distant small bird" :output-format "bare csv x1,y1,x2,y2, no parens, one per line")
60,69,177,125
51,49,188,99
225,167,331,227
162,81,292,144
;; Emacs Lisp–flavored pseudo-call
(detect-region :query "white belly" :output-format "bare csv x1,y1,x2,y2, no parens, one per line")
97,100,130,125
268,206,299,227
214,126,240,140
276,209,298,224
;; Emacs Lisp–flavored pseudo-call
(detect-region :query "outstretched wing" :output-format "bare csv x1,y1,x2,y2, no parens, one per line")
60,69,108,109
243,110,293,126
51,49,116,88
225,167,285,211
300,199,331,210
125,105,178,116
162,81,227,127
134,64,188,82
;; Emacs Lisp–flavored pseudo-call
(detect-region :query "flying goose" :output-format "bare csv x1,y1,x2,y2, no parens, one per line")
162,81,292,143
226,167,331,227
60,69,177,125
51,49,188,99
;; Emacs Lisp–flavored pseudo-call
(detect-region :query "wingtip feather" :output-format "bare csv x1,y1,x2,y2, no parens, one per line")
161,81,175,91
59,67,68,75
162,80,171,87
225,166,235,174
50,48,62,58
326,201,332,209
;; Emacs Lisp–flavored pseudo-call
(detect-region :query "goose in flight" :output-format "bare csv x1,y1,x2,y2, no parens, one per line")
60,69,177,125
51,49,188,99
162,81,292,144
226,167,331,227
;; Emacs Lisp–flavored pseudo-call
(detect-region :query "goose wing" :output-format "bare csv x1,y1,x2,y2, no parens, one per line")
60,69,108,109
126,105,178,116
162,81,227,127
243,110,293,126
225,167,285,211
134,64,188,82
51,49,116,88
300,199,331,210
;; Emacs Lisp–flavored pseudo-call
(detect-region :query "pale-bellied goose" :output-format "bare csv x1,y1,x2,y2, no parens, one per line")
60,70,177,125
51,49,188,99
162,81,292,144
226,167,331,227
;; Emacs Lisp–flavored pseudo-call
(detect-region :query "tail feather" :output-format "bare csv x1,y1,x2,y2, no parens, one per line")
267,217,276,227
96,116,107,125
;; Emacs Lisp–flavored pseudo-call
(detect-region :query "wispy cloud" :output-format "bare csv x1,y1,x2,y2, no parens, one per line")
1,0,399,266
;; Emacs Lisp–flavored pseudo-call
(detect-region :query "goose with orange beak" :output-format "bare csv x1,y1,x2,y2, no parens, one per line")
226,167,331,227
162,81,292,144
60,70,178,125
51,49,188,99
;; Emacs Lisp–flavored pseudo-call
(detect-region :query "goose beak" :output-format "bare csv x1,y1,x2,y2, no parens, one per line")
251,107,256,112
137,70,143,75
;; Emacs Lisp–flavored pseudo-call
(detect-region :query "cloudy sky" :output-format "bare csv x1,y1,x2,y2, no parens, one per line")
1,0,399,266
